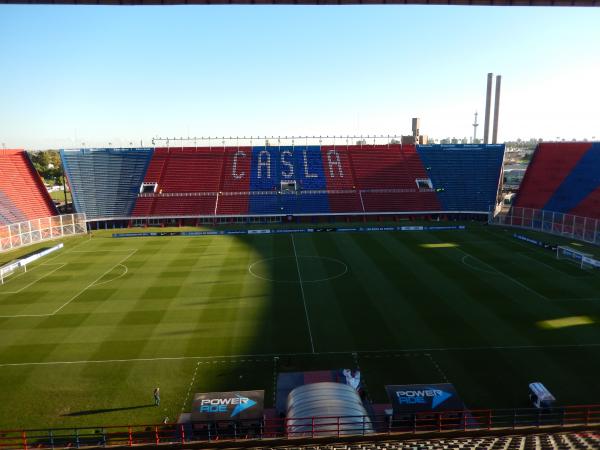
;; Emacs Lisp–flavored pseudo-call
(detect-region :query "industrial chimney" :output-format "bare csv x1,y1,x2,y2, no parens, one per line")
492,75,502,144
483,73,493,144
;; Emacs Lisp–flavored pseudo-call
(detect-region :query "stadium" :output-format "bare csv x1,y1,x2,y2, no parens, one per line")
0,137,599,448
1,2,600,449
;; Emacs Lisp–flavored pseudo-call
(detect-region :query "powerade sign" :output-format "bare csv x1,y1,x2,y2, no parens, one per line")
113,225,466,239
191,390,264,422
386,384,463,413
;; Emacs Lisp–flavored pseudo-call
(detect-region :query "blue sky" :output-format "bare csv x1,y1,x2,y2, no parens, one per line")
0,5,599,149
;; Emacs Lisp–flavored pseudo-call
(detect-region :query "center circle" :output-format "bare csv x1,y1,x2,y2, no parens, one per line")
248,256,348,283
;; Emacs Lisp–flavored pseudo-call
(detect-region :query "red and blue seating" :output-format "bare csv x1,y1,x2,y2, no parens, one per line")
513,142,600,219
61,144,505,219
0,150,57,225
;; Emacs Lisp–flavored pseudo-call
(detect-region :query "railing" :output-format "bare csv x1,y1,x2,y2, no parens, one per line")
0,214,87,253
491,207,600,246
0,405,598,449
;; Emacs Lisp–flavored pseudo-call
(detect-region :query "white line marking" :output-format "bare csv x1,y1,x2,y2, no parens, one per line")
51,250,137,315
91,264,128,287
458,248,548,300
70,250,137,253
0,264,67,295
181,361,201,412
248,256,347,283
2,343,600,368
291,234,315,354
0,250,137,318
425,353,449,383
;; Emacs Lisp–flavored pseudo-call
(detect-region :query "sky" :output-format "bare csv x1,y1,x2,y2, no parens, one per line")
0,4,599,149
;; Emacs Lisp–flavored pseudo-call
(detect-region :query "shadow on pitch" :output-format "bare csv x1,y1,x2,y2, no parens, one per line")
62,404,155,417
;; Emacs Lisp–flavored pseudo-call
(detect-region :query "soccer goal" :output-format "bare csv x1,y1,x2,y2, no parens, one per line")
0,261,26,285
556,246,600,270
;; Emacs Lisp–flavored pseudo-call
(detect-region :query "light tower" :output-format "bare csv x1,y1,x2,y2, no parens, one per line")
472,111,479,143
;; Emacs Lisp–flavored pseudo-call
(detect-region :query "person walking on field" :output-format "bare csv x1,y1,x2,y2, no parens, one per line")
154,387,160,406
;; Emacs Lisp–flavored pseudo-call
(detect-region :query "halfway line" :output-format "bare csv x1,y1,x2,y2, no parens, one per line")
291,234,315,354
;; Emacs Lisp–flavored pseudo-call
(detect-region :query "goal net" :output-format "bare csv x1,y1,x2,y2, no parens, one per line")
556,246,600,270
0,261,26,285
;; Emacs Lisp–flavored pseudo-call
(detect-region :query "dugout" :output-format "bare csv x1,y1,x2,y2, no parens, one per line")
286,382,373,437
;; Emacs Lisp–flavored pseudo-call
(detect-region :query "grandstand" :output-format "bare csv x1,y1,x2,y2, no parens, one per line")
513,142,600,220
62,143,505,221
2,140,600,448
61,148,154,220
0,150,56,225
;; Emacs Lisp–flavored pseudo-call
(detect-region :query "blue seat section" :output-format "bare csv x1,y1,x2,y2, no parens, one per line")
543,143,600,213
61,148,154,219
248,146,330,215
416,144,505,212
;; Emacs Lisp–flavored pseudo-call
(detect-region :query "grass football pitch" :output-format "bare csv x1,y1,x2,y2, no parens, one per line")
0,223,599,430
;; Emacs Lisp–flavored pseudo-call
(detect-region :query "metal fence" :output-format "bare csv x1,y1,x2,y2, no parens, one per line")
0,214,87,253
0,405,598,449
490,207,600,246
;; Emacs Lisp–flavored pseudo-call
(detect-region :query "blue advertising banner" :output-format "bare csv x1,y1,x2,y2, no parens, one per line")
113,225,466,239
191,390,264,422
386,383,464,414
513,233,557,251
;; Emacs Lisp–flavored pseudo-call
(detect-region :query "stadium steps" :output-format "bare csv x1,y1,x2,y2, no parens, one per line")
0,150,57,225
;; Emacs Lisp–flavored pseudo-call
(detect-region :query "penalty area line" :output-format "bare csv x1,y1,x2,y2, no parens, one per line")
3,342,600,368
0,250,138,319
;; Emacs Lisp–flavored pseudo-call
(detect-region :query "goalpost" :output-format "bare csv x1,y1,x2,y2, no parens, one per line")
0,261,26,285
556,246,600,270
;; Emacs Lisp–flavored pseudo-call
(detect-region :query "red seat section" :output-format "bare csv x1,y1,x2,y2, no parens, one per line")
134,147,228,217
348,144,441,212
320,146,356,190
216,147,251,215
152,195,217,216
361,191,440,213
513,142,591,210
131,196,154,217
216,193,250,216
569,186,600,219
320,146,361,213
155,147,225,193
350,144,412,189
0,150,57,225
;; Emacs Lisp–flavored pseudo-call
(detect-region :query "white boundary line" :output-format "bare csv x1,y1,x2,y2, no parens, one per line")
91,264,128,287
51,249,137,315
0,249,137,318
181,361,201,412
247,255,348,283
2,342,600,368
291,234,316,354
0,264,67,295
458,248,548,301
70,250,137,253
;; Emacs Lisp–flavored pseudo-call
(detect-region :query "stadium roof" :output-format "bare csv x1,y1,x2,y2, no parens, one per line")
1,0,597,5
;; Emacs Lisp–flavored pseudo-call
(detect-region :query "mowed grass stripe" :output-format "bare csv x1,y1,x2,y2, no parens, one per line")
0,225,598,430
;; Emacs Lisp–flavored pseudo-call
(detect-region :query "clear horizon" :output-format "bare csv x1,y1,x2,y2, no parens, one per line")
1,5,599,149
